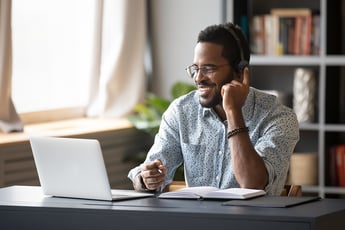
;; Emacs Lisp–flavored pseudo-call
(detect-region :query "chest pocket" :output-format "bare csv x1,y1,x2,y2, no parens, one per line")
181,143,206,178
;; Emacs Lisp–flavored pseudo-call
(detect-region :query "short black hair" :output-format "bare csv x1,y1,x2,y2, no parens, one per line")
197,22,250,73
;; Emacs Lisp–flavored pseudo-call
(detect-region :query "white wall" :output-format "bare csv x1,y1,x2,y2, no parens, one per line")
150,0,224,99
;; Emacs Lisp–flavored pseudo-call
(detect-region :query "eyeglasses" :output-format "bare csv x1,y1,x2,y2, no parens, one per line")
185,64,229,79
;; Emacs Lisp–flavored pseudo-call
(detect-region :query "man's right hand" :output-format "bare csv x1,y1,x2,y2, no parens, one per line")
134,159,166,192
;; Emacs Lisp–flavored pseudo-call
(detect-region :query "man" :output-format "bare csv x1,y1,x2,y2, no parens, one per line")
128,22,299,195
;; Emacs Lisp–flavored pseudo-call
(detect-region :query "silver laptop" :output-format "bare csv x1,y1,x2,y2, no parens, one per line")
30,136,154,201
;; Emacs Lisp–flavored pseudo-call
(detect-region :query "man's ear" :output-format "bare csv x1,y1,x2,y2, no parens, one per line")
233,69,244,83
237,61,249,82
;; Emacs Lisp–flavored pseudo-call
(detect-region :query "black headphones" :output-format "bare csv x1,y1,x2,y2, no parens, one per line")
227,26,249,73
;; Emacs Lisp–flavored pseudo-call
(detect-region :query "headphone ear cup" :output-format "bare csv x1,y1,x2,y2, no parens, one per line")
238,60,249,73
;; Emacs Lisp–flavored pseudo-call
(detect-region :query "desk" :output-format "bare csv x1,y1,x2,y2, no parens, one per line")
0,186,344,230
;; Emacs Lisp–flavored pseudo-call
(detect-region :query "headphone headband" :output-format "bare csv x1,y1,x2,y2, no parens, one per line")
226,26,248,72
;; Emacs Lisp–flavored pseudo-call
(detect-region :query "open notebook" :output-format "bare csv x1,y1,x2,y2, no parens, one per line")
159,186,266,200
30,136,154,201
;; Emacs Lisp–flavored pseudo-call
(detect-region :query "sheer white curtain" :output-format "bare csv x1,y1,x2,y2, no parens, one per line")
86,0,146,117
0,0,23,133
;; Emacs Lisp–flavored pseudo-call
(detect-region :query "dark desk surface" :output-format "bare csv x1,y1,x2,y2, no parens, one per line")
1,186,345,230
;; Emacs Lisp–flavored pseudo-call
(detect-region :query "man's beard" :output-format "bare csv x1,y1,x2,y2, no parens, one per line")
197,71,235,108
198,85,223,108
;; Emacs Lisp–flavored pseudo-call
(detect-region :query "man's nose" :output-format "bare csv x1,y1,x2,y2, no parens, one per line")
194,69,206,83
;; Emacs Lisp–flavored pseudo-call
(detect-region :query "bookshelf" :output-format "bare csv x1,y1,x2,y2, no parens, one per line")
231,0,345,198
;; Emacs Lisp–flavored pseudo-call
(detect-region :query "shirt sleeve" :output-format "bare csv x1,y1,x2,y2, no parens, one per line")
254,105,299,195
128,99,184,187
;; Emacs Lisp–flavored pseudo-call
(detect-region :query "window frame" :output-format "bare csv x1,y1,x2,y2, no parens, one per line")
19,107,85,125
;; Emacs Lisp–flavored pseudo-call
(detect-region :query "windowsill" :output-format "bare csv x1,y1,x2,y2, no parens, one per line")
0,117,133,146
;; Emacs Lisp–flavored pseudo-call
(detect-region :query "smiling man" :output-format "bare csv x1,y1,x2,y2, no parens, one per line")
128,22,299,195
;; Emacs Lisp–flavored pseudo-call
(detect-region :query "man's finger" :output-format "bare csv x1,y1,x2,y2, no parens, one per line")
242,67,250,86
144,160,161,169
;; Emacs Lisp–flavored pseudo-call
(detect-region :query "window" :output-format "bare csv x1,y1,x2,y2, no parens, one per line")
12,0,95,114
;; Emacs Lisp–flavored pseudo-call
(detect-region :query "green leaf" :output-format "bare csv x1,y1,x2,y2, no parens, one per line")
132,104,158,121
127,81,195,136
171,81,196,99
127,115,160,136
146,95,171,115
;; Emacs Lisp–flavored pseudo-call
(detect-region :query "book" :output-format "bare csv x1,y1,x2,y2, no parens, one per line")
328,144,345,187
250,15,265,54
270,8,312,56
263,14,275,55
335,145,345,187
270,8,312,17
294,16,303,55
278,17,294,55
158,186,266,200
327,146,338,186
312,15,321,55
301,15,312,55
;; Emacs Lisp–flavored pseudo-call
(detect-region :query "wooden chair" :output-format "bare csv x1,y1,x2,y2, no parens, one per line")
280,184,303,196
164,181,186,192
165,181,302,197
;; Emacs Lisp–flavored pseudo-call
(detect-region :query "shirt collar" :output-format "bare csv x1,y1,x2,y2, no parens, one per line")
202,107,211,117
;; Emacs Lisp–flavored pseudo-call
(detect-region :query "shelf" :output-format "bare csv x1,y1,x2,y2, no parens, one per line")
323,56,345,65
302,186,345,195
323,187,345,195
300,124,345,132
235,0,345,198
301,185,321,194
250,55,345,66
323,124,345,132
299,123,320,131
251,55,321,66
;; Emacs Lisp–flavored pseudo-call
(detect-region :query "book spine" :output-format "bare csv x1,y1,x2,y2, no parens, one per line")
278,17,292,55
250,15,265,54
294,16,302,55
302,15,312,55
312,15,321,55
336,145,345,187
263,15,273,55
287,18,295,55
271,15,279,55
329,146,338,186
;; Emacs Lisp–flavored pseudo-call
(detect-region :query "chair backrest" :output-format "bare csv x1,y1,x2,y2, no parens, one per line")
165,181,302,197
280,184,303,196
164,181,186,192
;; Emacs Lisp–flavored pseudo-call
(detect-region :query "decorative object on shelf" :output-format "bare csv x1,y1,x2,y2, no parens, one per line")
293,68,316,123
289,152,318,186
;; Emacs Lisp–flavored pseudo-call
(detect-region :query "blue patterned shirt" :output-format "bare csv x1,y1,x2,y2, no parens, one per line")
128,87,299,195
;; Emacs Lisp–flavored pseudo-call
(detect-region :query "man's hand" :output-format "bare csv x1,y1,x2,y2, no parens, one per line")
136,159,166,191
221,67,250,112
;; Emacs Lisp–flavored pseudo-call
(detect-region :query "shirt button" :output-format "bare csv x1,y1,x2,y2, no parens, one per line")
218,151,222,155
216,176,220,181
